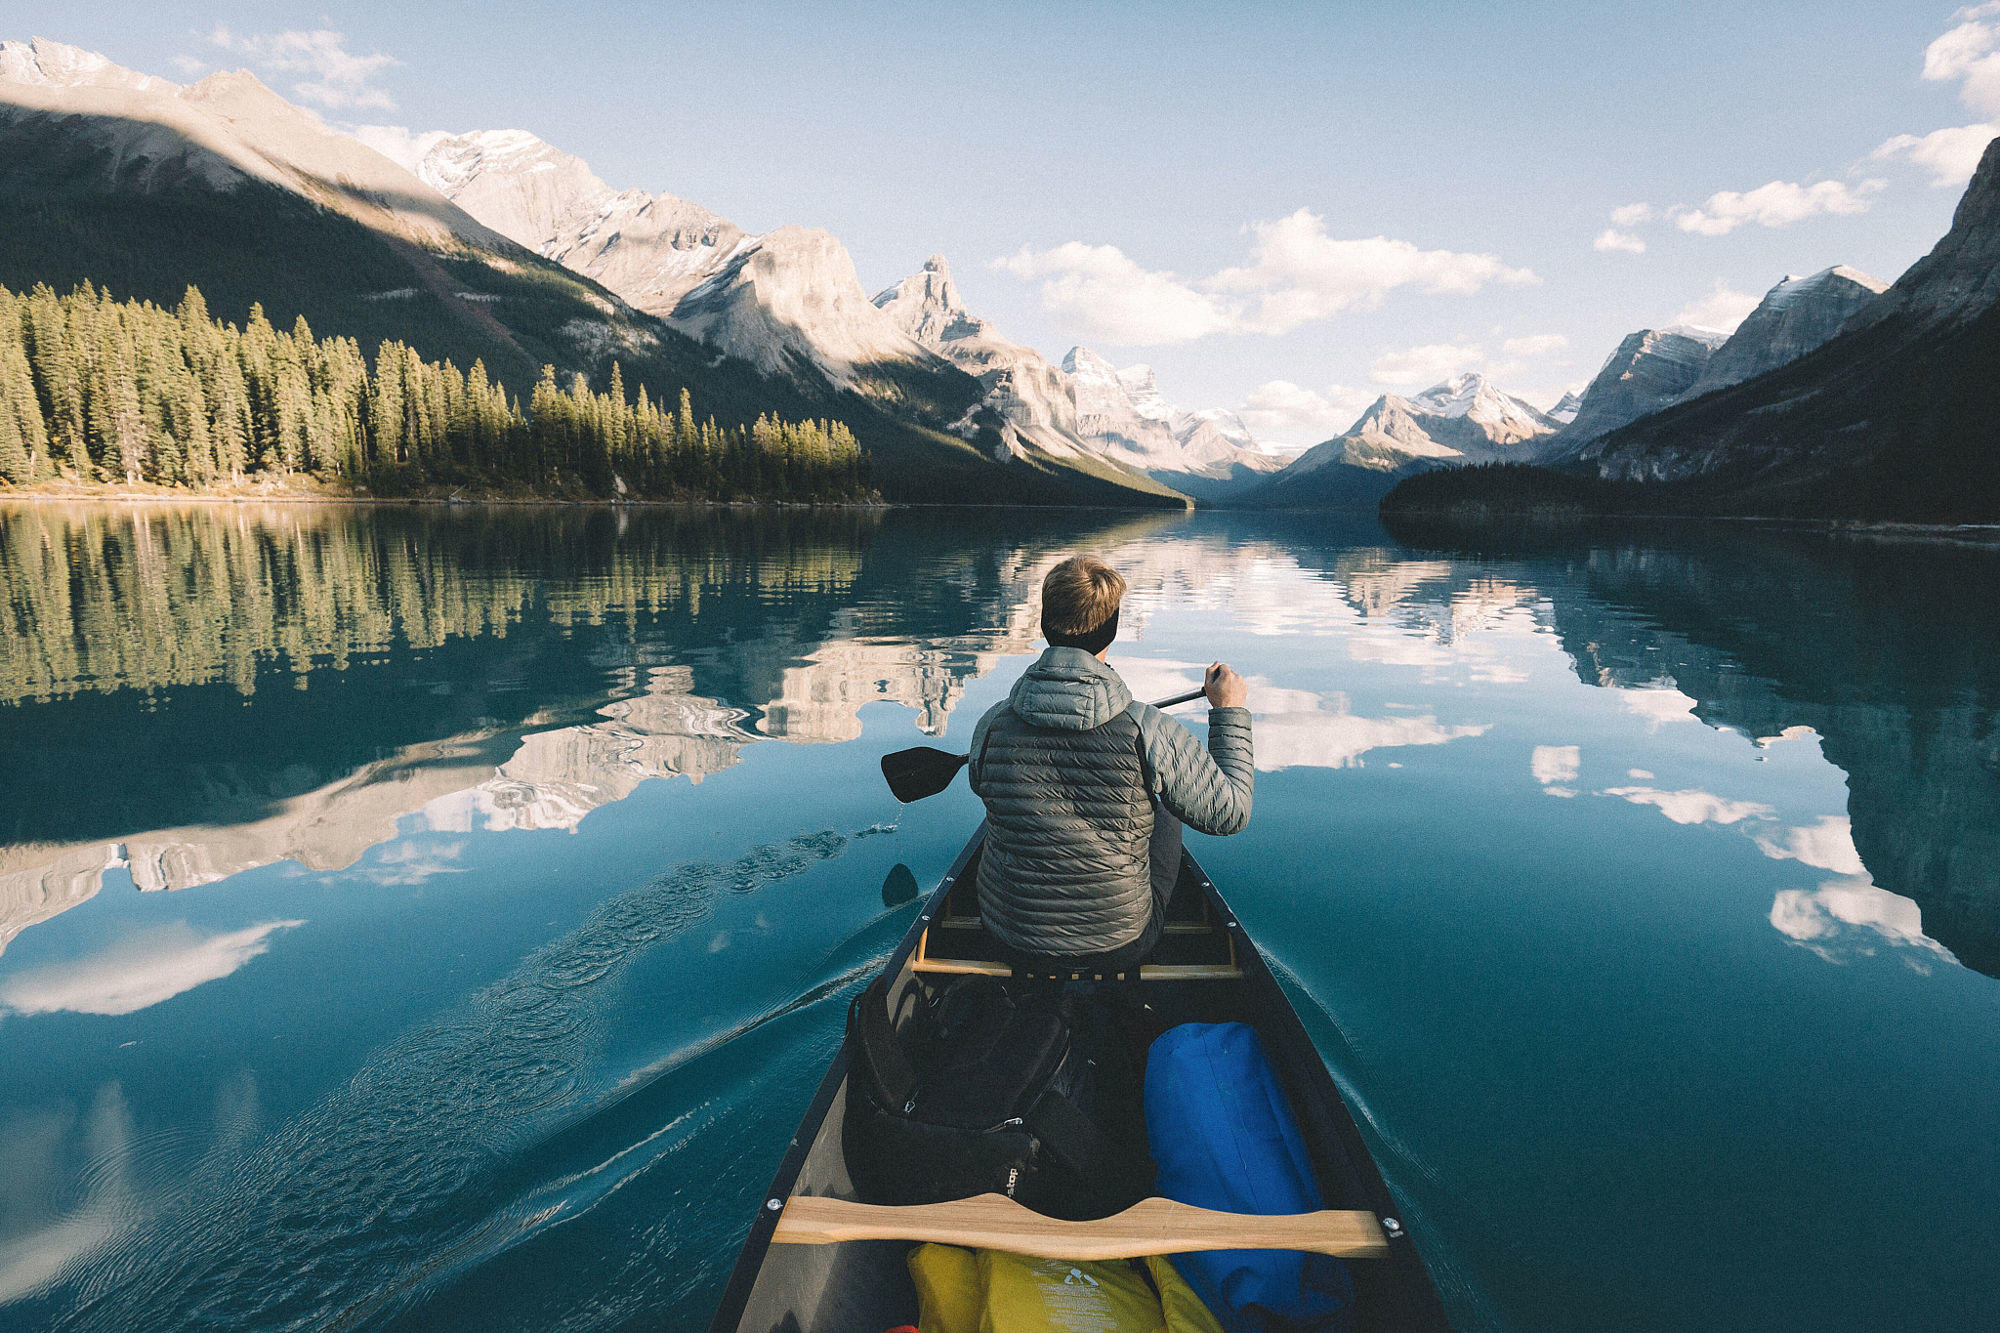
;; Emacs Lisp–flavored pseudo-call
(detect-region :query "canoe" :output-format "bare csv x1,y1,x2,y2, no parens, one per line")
707,824,1453,1331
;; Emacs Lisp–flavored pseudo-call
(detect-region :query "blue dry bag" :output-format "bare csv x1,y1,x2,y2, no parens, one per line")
1144,1022,1356,1333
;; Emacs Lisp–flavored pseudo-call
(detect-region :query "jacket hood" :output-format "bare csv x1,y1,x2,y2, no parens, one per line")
1007,646,1133,732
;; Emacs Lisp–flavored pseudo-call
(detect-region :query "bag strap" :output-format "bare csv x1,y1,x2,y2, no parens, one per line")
851,975,918,1111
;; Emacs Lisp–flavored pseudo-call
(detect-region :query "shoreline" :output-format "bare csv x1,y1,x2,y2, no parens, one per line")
1372,505,2000,541
0,483,1196,516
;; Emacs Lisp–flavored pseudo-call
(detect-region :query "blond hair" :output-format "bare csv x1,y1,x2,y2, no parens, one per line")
1041,555,1126,647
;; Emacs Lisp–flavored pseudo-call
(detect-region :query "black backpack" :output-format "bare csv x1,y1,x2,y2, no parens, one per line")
840,974,1153,1220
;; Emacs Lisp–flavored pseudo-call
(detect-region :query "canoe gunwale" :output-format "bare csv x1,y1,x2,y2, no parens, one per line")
703,823,986,1333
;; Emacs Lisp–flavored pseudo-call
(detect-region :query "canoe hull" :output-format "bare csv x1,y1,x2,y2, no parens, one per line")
707,826,1451,1331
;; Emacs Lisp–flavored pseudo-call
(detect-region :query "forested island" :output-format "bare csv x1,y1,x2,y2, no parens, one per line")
0,283,872,503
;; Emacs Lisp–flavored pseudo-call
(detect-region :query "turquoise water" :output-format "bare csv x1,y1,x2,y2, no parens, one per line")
1,502,1996,1331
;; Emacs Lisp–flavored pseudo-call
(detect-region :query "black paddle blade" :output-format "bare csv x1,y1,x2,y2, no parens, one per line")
880,746,969,803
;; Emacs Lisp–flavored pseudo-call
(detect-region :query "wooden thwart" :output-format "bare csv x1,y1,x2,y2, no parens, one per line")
910,920,1243,982
772,1193,1392,1260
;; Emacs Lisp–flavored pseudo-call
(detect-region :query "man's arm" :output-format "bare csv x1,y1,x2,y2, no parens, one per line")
1131,664,1253,835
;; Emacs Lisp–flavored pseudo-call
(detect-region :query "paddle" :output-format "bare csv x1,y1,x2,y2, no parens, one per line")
880,686,1210,804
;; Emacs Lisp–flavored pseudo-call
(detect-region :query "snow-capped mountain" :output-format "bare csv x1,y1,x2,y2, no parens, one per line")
1065,347,1185,469
871,256,1278,488
668,226,948,387
872,254,1088,460
0,34,171,93
2,37,1199,508
1556,327,1726,446
1243,372,1559,507
1547,390,1583,425
1064,348,1285,495
402,129,752,322
0,37,510,252
1682,266,1887,399
1556,132,2000,517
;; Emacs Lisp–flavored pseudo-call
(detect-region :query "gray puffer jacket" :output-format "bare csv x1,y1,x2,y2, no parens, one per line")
967,647,1253,957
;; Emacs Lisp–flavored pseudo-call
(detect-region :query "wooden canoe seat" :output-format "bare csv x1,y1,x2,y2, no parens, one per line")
909,922,1242,981
772,1193,1391,1260
912,875,1242,980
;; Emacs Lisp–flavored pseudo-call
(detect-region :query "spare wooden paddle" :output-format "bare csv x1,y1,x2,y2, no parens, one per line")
880,687,1209,804
771,1192,1392,1260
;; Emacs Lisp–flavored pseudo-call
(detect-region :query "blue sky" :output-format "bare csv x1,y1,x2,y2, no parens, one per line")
16,2,1998,443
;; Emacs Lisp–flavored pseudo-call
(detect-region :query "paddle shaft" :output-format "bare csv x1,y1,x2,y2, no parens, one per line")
881,686,1214,803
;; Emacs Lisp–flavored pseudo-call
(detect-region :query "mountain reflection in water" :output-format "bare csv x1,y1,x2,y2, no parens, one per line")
1,502,1997,1332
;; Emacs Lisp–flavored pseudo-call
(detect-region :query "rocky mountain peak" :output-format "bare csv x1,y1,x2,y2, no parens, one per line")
1849,133,2000,330
0,36,172,92
1683,264,1888,399
872,251,973,344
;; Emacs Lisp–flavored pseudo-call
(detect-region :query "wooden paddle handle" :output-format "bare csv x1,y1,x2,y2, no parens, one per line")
771,1193,1391,1260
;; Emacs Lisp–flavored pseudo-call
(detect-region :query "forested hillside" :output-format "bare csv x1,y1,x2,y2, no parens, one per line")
0,282,869,501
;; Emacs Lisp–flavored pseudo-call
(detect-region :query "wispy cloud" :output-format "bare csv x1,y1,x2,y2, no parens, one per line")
1500,333,1569,359
993,243,1232,344
1236,380,1376,443
1593,228,1646,254
996,208,1535,346
1672,178,1884,235
1672,280,1761,334
1867,8,2000,187
1368,342,1484,387
1609,202,1655,226
0,920,304,1017
1873,123,1997,186
207,26,401,111
1602,785,1776,826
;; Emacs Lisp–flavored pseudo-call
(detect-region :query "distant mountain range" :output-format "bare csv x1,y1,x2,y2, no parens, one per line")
6,34,1991,519
1239,373,1565,508
0,37,1192,507
1387,134,2000,521
397,131,1284,496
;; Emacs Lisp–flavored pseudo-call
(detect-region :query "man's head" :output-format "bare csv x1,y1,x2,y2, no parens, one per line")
1041,555,1126,657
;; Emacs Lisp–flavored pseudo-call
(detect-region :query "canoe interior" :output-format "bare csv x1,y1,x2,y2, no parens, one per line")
709,832,1451,1332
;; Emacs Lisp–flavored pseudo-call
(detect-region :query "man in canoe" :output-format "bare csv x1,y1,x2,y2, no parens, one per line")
967,555,1253,971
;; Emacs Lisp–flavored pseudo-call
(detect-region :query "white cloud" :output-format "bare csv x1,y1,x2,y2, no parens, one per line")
1926,4,2000,115
1673,179,1884,235
0,920,304,1017
208,26,401,111
1209,210,1538,333
1609,202,1655,226
1872,123,1997,186
1369,342,1484,387
1770,877,1954,966
1602,785,1776,826
1237,380,1376,443
1672,281,1761,334
1617,686,1702,728
168,54,207,77
1501,333,1569,359
1753,815,1867,876
995,209,1535,345
1531,744,1580,796
350,124,450,173
1593,228,1647,254
1110,661,1488,770
994,243,1232,344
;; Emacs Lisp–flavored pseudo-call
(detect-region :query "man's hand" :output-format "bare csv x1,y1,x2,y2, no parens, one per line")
1204,661,1248,709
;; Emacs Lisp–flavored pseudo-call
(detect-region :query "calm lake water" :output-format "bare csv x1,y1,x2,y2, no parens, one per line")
1,502,1996,1331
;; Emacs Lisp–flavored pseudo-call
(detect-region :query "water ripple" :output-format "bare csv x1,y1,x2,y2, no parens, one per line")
52,832,848,1333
